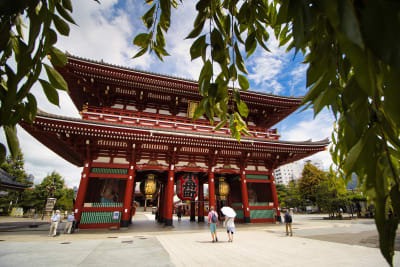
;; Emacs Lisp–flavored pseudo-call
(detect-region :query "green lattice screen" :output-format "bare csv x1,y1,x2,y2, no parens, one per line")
91,168,128,174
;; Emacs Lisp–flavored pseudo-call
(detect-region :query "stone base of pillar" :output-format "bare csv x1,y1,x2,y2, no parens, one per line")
190,215,196,222
197,216,205,222
120,220,130,227
244,217,251,223
164,219,173,226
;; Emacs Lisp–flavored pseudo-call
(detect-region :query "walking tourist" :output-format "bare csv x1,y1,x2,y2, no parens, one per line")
223,215,235,242
49,210,61,237
208,207,219,242
64,212,75,234
284,209,293,236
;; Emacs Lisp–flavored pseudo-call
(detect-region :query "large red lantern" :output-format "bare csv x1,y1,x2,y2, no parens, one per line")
176,173,198,201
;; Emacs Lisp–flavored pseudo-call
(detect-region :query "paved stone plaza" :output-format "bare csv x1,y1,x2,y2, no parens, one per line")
0,213,399,266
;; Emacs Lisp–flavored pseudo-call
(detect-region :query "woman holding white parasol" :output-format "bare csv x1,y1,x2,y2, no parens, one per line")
221,206,236,242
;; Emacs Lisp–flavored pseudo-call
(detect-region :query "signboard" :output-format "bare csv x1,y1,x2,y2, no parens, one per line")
176,173,198,201
113,211,120,220
45,198,57,212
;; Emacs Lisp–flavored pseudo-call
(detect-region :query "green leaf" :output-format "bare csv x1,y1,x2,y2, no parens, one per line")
338,0,364,49
292,4,304,53
44,64,68,91
56,3,76,25
39,79,60,106
343,134,364,175
198,60,213,96
228,64,237,81
44,29,58,51
237,101,249,118
49,46,67,67
53,14,70,36
276,0,289,25
4,125,19,160
238,75,249,91
26,93,37,122
0,143,6,164
190,35,206,61
133,33,151,48
234,42,248,74
160,0,171,31
186,20,205,39
133,47,148,59
142,4,156,29
234,23,244,44
245,31,257,58
193,98,206,120
214,119,227,131
62,0,73,12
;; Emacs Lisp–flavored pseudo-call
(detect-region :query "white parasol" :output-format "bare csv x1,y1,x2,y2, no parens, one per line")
221,206,236,218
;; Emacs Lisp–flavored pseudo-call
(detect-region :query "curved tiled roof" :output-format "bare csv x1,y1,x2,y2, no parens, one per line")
65,53,303,102
35,109,330,147
0,168,29,190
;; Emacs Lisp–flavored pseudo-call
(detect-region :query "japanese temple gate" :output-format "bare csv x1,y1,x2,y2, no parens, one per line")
21,55,329,229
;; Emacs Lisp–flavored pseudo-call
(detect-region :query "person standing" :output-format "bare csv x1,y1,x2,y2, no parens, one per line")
208,207,219,242
177,207,182,222
284,209,293,236
49,210,61,237
64,212,75,234
223,215,235,242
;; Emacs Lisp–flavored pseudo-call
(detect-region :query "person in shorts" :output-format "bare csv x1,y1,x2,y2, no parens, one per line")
208,207,219,242
223,215,235,242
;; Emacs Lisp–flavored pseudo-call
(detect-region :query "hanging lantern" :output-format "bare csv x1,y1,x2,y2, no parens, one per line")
217,177,230,200
176,173,198,201
140,174,158,199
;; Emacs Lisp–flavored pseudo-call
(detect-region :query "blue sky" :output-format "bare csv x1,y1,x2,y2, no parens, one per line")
0,0,334,187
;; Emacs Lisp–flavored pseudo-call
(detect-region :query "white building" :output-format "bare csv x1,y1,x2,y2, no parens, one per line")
274,158,324,185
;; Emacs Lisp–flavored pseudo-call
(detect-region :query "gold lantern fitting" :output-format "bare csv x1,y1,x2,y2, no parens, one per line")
217,177,230,200
140,174,157,199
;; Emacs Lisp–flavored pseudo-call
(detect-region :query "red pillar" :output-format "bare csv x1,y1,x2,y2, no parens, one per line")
198,182,205,222
240,169,251,223
121,163,135,227
270,172,281,218
164,168,175,226
74,160,91,224
208,170,216,210
158,183,165,223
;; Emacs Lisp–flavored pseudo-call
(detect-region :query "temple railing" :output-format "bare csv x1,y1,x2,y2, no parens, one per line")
82,106,280,140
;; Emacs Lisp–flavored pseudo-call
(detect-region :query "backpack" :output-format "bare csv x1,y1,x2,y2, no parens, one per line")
211,211,217,223
285,213,292,223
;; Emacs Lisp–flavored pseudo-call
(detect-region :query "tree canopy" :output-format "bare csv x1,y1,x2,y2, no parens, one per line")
298,162,327,204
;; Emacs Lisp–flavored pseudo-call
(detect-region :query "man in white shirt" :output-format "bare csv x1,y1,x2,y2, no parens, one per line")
64,212,75,234
49,210,61,237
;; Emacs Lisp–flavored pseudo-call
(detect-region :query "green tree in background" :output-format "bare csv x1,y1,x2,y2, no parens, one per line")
298,162,327,204
315,169,349,218
0,150,32,212
284,180,303,210
1,150,31,186
275,183,288,207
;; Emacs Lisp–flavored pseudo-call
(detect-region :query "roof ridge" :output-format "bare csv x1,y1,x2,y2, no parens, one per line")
65,53,303,101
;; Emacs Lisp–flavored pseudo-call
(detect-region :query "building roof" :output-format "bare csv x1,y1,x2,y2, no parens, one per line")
20,110,330,168
0,168,30,190
56,55,303,129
